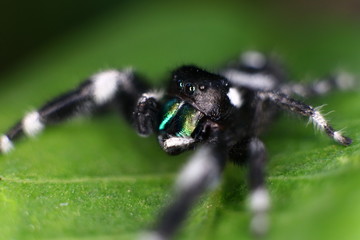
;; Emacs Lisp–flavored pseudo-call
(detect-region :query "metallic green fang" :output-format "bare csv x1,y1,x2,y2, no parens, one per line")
159,99,182,131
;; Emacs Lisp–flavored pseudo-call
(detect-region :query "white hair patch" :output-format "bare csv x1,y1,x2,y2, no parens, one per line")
23,111,44,137
142,89,164,101
291,84,307,97
163,137,194,149
311,110,327,130
223,70,276,90
0,135,14,153
250,212,269,236
335,71,355,90
249,187,270,213
334,131,346,143
91,69,133,105
139,231,165,240
314,81,331,94
227,87,243,108
241,51,266,69
176,146,220,191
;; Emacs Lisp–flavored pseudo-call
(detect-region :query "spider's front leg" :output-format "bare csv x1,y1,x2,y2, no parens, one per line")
0,68,158,153
143,143,227,240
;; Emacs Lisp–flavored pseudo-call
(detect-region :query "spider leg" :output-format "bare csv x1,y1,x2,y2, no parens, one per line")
0,69,160,154
228,138,270,237
246,137,270,236
258,91,352,146
221,51,287,92
223,51,356,97
280,71,356,98
142,143,226,240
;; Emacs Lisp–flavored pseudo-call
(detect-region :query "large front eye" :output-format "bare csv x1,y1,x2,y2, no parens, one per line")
185,83,196,95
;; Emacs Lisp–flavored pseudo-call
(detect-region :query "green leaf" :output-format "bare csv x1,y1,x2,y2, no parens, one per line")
1,2,359,240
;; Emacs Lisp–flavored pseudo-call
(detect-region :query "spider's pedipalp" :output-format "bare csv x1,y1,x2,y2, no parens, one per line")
141,89,165,101
162,137,195,151
134,90,164,136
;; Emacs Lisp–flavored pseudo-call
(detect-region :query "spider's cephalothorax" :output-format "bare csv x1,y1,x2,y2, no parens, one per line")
0,51,354,240
157,66,236,155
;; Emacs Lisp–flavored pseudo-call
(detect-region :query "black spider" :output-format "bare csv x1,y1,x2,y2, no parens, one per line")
0,51,354,240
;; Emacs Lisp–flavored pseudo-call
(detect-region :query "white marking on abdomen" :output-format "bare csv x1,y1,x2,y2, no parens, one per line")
23,111,44,137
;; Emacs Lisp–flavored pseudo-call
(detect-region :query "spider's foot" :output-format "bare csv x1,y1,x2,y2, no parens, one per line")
248,187,271,237
333,131,352,146
139,231,166,240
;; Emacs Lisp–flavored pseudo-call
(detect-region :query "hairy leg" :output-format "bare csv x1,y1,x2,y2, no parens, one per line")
258,91,352,146
142,143,226,240
0,69,160,153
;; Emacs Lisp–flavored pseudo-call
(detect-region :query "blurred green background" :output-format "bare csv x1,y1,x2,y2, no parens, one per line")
0,0,359,240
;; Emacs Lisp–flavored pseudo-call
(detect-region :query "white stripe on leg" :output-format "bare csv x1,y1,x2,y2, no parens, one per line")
22,111,44,137
175,145,220,192
0,135,14,153
91,68,133,105
248,187,270,236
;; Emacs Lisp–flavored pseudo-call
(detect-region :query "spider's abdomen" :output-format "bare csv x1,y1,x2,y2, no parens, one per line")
159,97,204,137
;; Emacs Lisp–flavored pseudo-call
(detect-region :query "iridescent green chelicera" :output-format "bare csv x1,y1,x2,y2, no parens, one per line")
159,98,182,131
175,104,203,137
159,98,203,137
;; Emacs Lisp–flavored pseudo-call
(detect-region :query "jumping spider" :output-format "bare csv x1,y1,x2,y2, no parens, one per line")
0,51,353,239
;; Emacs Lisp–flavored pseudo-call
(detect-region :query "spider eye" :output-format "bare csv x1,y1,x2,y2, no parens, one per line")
199,85,206,91
185,83,196,95
177,80,184,90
